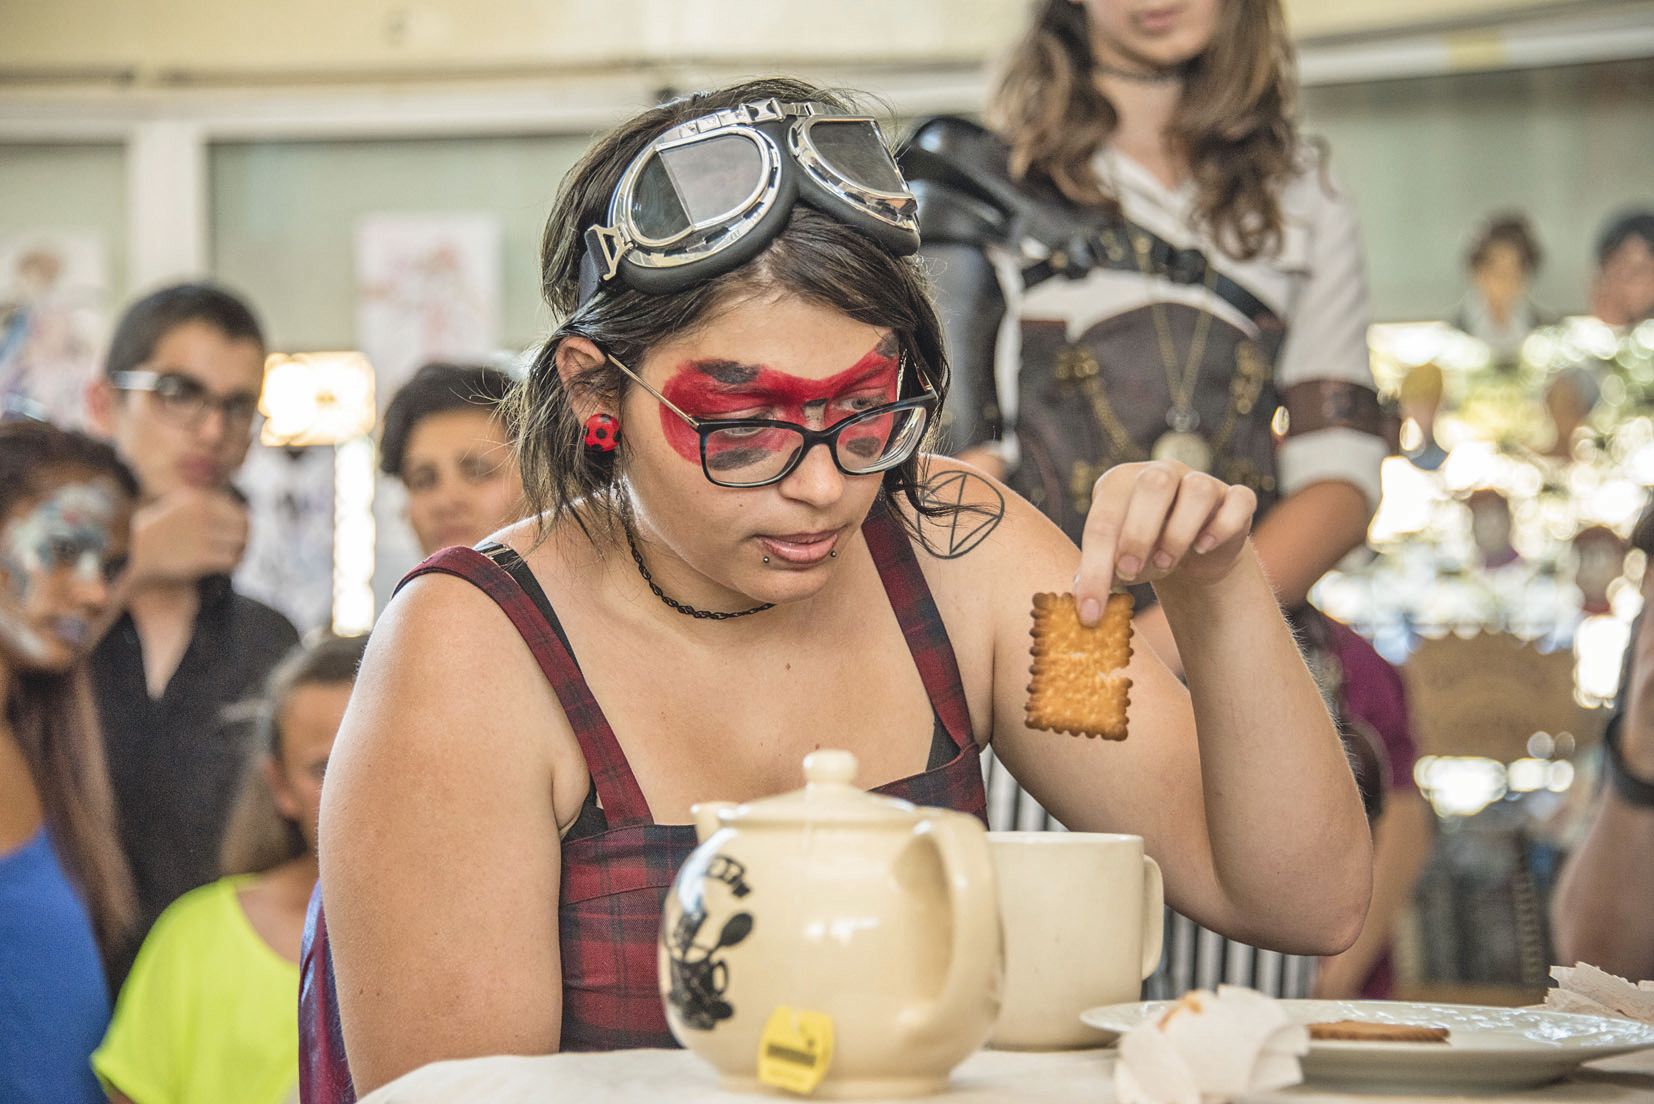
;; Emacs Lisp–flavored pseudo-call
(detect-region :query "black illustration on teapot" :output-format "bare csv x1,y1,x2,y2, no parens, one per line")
665,855,754,1030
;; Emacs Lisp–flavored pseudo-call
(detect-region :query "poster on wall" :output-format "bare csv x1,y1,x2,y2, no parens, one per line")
354,213,502,398
0,232,107,427
355,213,503,606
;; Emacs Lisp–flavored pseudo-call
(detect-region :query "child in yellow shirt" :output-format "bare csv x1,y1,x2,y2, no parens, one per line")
96,635,365,1104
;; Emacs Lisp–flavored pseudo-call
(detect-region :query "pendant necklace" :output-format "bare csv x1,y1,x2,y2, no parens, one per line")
1129,226,1219,473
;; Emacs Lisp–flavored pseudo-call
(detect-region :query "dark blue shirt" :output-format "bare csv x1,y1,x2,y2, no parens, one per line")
0,830,110,1104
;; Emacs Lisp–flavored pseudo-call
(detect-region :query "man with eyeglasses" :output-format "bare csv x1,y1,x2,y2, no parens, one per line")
85,282,299,971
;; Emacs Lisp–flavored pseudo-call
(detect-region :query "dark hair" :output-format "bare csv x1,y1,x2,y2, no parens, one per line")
992,0,1301,261
510,77,951,541
1468,212,1542,274
0,420,138,961
104,281,265,379
220,632,368,877
1596,209,1654,267
379,362,517,479
1632,493,1654,557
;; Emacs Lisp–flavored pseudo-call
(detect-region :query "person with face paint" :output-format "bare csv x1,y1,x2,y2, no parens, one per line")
902,0,1416,1002
0,420,138,1104
302,78,1371,1098
378,362,524,557
94,633,365,1104
83,283,300,975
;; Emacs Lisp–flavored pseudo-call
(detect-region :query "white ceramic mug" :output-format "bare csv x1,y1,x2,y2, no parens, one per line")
987,831,1164,1050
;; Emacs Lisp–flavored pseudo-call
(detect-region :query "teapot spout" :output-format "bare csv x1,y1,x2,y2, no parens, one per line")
690,801,736,844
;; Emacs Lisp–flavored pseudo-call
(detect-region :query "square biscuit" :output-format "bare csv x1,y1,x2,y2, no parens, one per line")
1026,592,1133,740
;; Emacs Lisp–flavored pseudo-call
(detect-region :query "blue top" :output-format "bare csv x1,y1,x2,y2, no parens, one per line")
0,828,111,1104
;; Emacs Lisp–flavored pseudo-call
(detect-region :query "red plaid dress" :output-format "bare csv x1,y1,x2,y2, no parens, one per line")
299,503,987,1102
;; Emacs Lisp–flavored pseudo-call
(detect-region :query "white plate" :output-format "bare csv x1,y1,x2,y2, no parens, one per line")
1079,998,1654,1091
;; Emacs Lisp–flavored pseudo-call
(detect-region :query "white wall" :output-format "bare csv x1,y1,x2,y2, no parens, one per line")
0,0,1609,77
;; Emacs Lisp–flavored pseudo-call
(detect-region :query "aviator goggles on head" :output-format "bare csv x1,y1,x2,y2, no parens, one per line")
577,98,920,306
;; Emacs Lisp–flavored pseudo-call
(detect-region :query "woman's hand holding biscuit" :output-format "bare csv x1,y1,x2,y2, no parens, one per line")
1074,461,1257,626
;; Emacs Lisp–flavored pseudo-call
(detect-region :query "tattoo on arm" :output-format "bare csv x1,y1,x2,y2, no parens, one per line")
915,471,1006,559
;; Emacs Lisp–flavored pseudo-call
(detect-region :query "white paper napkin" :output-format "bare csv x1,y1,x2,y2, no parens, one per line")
1114,986,1309,1104
1546,962,1654,1024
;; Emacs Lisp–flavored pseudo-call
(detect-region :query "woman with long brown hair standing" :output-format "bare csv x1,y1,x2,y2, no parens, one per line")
904,0,1413,998
0,419,138,1104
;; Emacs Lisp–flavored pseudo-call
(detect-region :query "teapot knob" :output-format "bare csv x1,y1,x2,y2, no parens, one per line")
802,749,858,787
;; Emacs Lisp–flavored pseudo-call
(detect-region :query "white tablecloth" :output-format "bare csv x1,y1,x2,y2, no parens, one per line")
359,1045,1654,1104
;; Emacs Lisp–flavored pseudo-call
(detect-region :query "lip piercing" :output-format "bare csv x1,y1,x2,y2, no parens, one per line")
762,551,836,564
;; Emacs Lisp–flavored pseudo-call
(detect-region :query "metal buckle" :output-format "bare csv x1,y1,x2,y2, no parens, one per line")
1163,245,1208,286
583,224,629,282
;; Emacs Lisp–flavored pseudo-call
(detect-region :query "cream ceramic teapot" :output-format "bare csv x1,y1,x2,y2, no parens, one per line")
659,749,1002,1098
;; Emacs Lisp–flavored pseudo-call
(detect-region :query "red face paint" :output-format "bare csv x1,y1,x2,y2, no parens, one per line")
657,340,901,475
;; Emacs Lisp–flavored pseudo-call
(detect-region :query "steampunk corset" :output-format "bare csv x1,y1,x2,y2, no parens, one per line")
1009,304,1287,546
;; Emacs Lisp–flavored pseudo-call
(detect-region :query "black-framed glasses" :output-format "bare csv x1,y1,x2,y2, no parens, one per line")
607,350,936,489
110,369,262,432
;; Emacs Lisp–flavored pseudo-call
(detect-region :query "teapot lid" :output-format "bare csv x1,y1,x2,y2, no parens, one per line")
716,749,920,826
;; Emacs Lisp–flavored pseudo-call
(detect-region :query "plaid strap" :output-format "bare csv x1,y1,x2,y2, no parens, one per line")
862,505,976,753
399,546,653,826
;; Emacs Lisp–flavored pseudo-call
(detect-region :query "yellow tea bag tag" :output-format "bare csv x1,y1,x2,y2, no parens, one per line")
757,1005,834,1095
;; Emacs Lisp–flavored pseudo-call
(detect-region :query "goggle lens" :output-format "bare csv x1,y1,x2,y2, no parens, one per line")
630,156,690,240
806,118,906,194
633,134,767,241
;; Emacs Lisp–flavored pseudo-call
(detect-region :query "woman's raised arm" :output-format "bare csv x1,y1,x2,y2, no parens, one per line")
955,457,1371,956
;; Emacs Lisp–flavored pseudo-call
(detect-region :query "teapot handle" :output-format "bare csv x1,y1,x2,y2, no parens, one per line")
1139,854,1164,979
900,813,1000,1041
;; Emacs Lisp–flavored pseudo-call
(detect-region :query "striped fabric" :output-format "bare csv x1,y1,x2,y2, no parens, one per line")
299,501,987,1102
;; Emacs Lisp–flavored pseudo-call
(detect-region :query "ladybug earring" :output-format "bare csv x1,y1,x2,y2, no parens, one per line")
582,412,620,456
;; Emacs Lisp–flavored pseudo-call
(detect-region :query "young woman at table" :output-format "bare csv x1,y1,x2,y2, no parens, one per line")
302,77,1372,1097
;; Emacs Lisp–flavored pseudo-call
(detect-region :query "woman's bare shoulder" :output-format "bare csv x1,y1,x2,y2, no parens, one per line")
376,563,521,664
340,557,569,773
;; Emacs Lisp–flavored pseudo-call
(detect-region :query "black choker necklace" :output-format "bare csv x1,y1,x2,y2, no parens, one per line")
1094,59,1184,85
625,527,775,621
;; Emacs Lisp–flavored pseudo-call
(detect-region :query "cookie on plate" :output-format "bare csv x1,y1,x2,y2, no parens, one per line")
1308,1020,1450,1043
